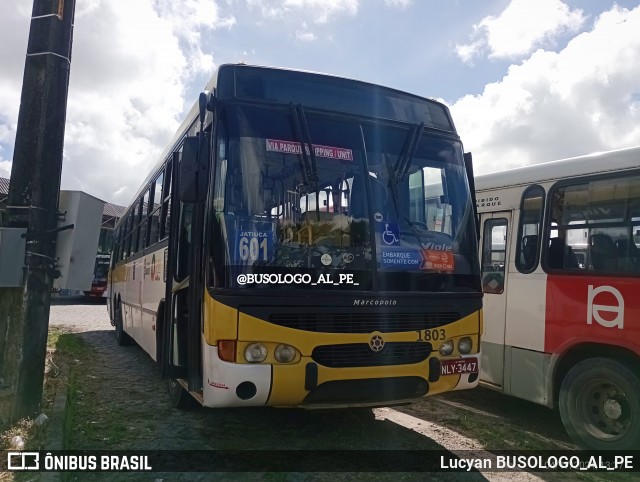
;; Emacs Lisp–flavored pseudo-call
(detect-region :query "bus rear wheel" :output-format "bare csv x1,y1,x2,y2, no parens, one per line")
559,358,640,450
114,299,133,346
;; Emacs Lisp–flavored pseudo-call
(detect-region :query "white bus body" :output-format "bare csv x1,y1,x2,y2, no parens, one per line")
475,146,640,450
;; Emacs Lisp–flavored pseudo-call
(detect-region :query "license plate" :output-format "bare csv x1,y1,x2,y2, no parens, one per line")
440,358,478,376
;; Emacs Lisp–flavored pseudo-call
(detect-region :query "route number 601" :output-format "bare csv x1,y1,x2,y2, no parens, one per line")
238,236,268,262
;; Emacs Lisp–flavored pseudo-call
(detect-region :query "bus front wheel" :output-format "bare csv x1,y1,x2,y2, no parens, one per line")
559,358,640,450
168,379,195,409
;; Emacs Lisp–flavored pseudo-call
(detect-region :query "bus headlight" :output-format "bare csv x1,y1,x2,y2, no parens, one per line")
458,337,473,354
244,343,267,363
274,344,297,363
439,340,454,356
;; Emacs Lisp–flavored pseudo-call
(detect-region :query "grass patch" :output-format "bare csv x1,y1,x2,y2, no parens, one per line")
0,328,86,449
42,329,88,409
0,328,90,481
64,347,131,450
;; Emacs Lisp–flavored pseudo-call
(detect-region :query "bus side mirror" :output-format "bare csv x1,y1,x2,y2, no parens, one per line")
179,134,210,203
199,91,216,124
463,152,480,242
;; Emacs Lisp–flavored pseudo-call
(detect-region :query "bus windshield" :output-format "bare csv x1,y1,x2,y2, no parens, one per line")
212,104,478,291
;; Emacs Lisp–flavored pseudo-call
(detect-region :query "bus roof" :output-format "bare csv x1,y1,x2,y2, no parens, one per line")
475,145,640,192
126,64,456,210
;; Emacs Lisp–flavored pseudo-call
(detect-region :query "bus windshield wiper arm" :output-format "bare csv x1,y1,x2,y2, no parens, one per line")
384,151,421,232
289,103,318,186
395,122,424,182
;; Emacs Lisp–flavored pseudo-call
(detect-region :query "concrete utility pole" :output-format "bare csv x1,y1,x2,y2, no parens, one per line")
0,0,76,426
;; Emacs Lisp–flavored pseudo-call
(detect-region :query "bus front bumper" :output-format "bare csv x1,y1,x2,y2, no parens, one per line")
202,341,480,408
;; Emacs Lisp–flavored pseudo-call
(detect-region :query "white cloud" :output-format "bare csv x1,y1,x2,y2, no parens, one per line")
247,0,359,23
456,0,585,63
0,162,10,179
0,5,30,175
296,22,317,41
383,0,412,8
0,1,233,206
451,5,640,174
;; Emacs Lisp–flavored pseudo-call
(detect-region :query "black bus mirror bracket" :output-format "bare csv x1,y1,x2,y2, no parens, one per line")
179,133,210,203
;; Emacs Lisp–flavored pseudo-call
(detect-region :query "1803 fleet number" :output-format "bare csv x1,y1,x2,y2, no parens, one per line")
415,328,446,342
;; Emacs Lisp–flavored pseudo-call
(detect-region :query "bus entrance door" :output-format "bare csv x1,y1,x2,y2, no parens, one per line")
479,212,510,388
161,147,205,397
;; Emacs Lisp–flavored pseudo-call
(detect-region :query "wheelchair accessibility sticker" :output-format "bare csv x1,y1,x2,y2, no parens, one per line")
378,222,400,246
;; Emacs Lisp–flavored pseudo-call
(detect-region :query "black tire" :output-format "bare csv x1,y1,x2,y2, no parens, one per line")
559,357,640,450
114,299,133,346
155,303,165,370
168,379,195,409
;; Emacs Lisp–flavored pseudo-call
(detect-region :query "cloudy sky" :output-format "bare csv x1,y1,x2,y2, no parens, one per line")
0,0,639,206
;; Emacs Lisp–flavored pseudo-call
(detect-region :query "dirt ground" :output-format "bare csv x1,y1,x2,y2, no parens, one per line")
40,302,630,482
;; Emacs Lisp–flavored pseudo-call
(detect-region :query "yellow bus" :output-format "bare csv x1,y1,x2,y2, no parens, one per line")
107,64,483,408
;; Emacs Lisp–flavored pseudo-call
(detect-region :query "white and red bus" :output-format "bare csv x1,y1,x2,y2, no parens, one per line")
475,146,640,450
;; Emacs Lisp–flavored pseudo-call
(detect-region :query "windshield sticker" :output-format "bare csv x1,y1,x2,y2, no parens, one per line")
378,222,400,246
266,139,353,161
234,229,274,264
380,248,422,268
320,253,332,266
420,250,455,272
379,247,455,272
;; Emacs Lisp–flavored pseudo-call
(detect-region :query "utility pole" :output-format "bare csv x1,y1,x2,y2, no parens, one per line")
0,0,76,426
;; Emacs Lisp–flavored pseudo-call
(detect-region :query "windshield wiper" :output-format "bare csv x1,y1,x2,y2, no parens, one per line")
383,122,424,218
383,123,432,247
289,103,318,186
383,151,423,236
394,122,424,182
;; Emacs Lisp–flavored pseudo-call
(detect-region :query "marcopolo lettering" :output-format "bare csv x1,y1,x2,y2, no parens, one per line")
353,299,398,306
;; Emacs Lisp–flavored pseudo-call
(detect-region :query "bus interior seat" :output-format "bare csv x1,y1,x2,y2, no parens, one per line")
521,234,538,267
548,237,579,269
547,238,565,269
615,238,640,270
589,233,618,271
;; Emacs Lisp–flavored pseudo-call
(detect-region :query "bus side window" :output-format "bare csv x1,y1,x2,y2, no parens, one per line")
148,171,163,245
515,185,544,273
547,174,640,274
140,188,150,251
160,159,173,240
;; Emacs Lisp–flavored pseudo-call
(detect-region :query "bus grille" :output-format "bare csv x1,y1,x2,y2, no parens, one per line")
311,342,432,368
304,377,428,404
268,312,459,333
